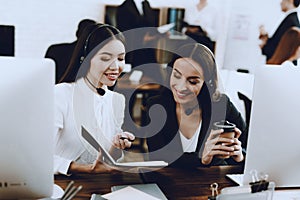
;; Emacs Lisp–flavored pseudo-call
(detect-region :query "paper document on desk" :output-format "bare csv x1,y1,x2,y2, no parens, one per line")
111,183,167,200
100,186,161,200
81,126,168,168
157,23,175,34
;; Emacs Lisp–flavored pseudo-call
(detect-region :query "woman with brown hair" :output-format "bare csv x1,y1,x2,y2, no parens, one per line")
145,43,247,167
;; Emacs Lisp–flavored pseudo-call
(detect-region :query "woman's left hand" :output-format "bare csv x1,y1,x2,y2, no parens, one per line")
202,127,244,165
229,133,244,162
112,132,135,149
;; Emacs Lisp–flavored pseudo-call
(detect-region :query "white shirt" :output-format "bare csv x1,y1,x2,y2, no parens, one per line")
179,122,202,152
134,0,144,15
282,60,296,67
54,78,125,175
184,3,219,41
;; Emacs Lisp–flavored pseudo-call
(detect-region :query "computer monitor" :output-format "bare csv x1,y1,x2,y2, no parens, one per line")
0,25,14,56
228,65,300,188
0,57,55,199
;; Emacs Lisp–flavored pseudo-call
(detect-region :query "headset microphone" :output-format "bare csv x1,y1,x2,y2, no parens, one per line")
184,104,199,116
85,76,106,96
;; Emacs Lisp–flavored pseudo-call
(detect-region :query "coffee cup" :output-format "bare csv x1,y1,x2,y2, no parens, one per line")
213,120,236,159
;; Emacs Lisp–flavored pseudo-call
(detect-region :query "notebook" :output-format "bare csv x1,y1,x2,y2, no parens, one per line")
81,126,168,168
227,65,300,188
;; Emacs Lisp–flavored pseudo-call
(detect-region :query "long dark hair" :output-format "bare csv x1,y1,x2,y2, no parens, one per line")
59,23,126,83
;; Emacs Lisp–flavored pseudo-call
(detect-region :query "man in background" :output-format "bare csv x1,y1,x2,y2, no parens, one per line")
45,19,96,83
116,0,159,67
259,0,300,62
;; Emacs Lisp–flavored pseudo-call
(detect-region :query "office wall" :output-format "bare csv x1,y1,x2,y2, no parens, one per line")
218,0,286,72
0,0,294,69
0,0,102,57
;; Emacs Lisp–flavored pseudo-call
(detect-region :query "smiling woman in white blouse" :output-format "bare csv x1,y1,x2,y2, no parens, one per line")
54,23,135,175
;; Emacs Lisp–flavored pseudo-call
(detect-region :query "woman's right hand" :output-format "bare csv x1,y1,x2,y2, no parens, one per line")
201,128,237,165
88,149,116,173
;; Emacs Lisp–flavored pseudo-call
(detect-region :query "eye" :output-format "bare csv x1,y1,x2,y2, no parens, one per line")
173,71,181,79
118,57,125,61
100,56,111,62
188,79,200,85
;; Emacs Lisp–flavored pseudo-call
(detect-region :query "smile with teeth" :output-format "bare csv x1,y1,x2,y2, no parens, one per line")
104,72,119,80
175,89,192,98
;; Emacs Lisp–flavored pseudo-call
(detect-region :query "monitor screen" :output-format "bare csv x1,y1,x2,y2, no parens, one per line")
243,65,300,187
0,57,55,199
0,25,14,56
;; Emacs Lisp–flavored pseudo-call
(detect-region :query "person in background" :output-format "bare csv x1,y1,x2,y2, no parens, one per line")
45,19,96,83
54,23,135,175
183,0,219,52
116,0,159,67
259,0,300,62
145,43,247,168
267,26,300,66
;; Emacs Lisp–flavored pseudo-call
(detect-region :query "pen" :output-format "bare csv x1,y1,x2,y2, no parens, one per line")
62,186,77,200
65,185,83,200
61,181,74,200
120,137,135,142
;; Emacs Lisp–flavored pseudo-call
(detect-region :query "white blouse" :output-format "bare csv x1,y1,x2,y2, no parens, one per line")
184,3,219,41
179,122,202,153
53,78,125,175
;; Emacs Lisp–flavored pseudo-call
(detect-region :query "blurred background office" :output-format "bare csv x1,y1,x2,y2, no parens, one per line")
1,0,298,72
0,0,299,152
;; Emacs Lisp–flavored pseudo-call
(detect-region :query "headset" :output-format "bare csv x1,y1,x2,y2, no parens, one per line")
80,24,114,63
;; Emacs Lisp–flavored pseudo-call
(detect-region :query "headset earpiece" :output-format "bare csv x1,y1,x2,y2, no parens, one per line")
80,56,85,64
208,79,214,88
81,24,113,63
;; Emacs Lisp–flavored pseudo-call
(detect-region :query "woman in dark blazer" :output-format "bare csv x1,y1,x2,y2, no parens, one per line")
145,43,247,168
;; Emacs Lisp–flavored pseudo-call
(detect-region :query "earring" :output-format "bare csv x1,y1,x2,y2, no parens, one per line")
208,79,214,87
80,56,85,64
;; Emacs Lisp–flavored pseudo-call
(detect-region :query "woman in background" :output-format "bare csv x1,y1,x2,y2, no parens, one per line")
183,0,220,52
145,43,247,167
267,26,300,66
54,23,135,175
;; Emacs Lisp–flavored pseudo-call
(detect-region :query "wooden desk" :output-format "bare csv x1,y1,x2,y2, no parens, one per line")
55,172,142,199
55,166,242,199
140,166,243,200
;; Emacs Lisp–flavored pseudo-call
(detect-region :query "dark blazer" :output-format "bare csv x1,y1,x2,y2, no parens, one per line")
145,90,247,168
262,11,300,61
45,41,76,83
116,0,159,67
116,0,157,32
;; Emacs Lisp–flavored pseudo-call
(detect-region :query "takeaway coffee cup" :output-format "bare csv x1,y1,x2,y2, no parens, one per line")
213,120,236,139
213,120,236,159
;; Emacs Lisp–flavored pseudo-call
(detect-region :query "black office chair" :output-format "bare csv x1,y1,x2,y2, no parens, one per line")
237,91,252,127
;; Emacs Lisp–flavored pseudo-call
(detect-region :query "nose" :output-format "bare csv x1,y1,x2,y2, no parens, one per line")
109,59,119,70
176,78,187,91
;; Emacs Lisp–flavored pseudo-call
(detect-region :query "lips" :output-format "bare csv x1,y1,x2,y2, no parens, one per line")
104,72,119,81
174,88,192,99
